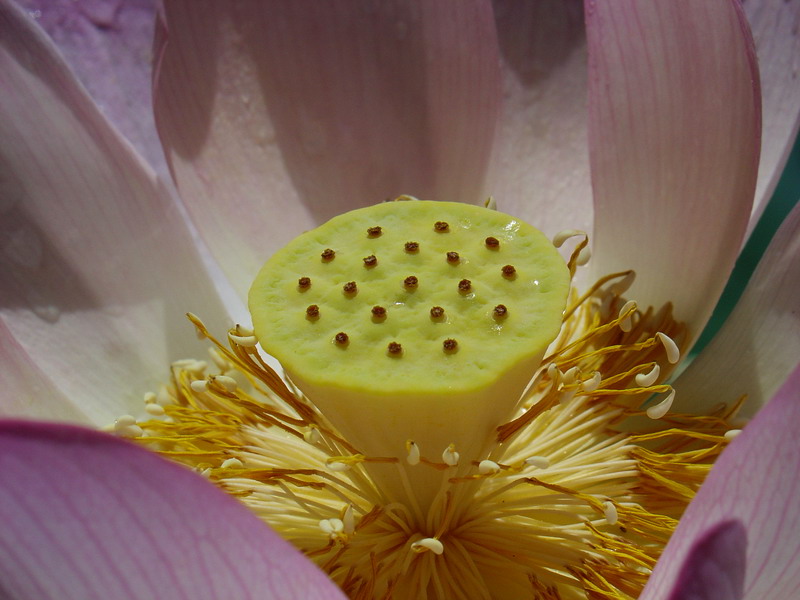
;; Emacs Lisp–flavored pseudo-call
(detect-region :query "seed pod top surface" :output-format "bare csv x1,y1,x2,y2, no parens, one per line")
249,200,570,395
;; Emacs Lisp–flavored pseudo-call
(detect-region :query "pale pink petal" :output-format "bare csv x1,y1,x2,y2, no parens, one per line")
485,0,594,238
12,0,168,176
742,0,800,232
585,0,761,339
0,0,228,424
665,520,747,600
0,420,344,600
0,322,80,421
641,363,800,600
673,197,800,416
154,0,503,299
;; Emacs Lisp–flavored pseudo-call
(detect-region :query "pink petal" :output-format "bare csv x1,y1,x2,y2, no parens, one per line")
641,363,800,600
0,0,228,423
12,0,168,176
674,198,800,416
485,0,595,238
742,0,800,232
0,420,345,599
154,0,503,298
666,520,747,600
585,0,761,339
0,321,80,421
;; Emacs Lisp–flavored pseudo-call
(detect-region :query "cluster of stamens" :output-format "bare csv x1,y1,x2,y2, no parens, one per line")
121,217,743,599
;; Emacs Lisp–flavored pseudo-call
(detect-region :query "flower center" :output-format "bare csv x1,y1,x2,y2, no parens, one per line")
116,199,742,599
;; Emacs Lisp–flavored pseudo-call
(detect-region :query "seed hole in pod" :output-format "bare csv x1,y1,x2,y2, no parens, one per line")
430,306,445,319
501,265,517,278
371,306,387,320
404,276,418,289
458,279,472,293
363,255,377,268
297,276,311,290
485,236,500,249
434,221,450,232
404,241,419,253
367,226,382,238
443,338,458,353
387,341,403,356
335,332,349,346
446,251,460,264
343,281,358,295
321,248,335,261
306,305,320,319
493,304,508,318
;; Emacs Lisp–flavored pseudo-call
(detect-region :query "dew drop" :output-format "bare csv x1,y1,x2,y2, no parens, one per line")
32,304,60,323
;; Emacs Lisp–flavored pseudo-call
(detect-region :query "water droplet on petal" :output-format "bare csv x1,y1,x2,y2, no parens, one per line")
32,304,60,323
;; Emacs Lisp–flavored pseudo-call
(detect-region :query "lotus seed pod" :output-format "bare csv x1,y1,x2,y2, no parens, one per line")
249,200,570,502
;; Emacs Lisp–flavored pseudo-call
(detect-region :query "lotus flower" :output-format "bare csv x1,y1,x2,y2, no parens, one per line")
1,0,799,598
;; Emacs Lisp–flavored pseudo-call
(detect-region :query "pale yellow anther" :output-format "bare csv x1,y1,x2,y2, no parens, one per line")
172,358,207,375
603,501,618,525
143,392,157,404
406,440,421,466
656,332,680,364
114,415,136,431
411,537,444,555
235,324,255,337
229,333,259,347
221,457,244,469
576,245,592,266
552,229,585,248
145,403,166,416
479,460,501,475
525,456,550,469
214,375,238,392
646,389,675,420
342,505,355,535
304,426,322,445
116,423,143,438
190,379,208,393
581,371,602,393
190,360,208,374
442,444,460,466
156,385,173,406
724,429,742,440
319,518,344,536
326,454,364,471
635,364,661,387
563,366,580,384
618,300,637,332
328,461,352,472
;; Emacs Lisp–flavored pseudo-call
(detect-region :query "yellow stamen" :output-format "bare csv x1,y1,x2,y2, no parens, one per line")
123,201,740,599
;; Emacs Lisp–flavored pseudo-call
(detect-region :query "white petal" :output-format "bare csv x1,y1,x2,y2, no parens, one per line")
485,1,594,238
154,1,503,299
585,0,760,341
0,1,228,424
674,199,800,416
742,0,800,234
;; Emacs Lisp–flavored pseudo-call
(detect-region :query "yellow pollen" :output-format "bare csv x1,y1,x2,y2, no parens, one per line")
125,199,743,600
